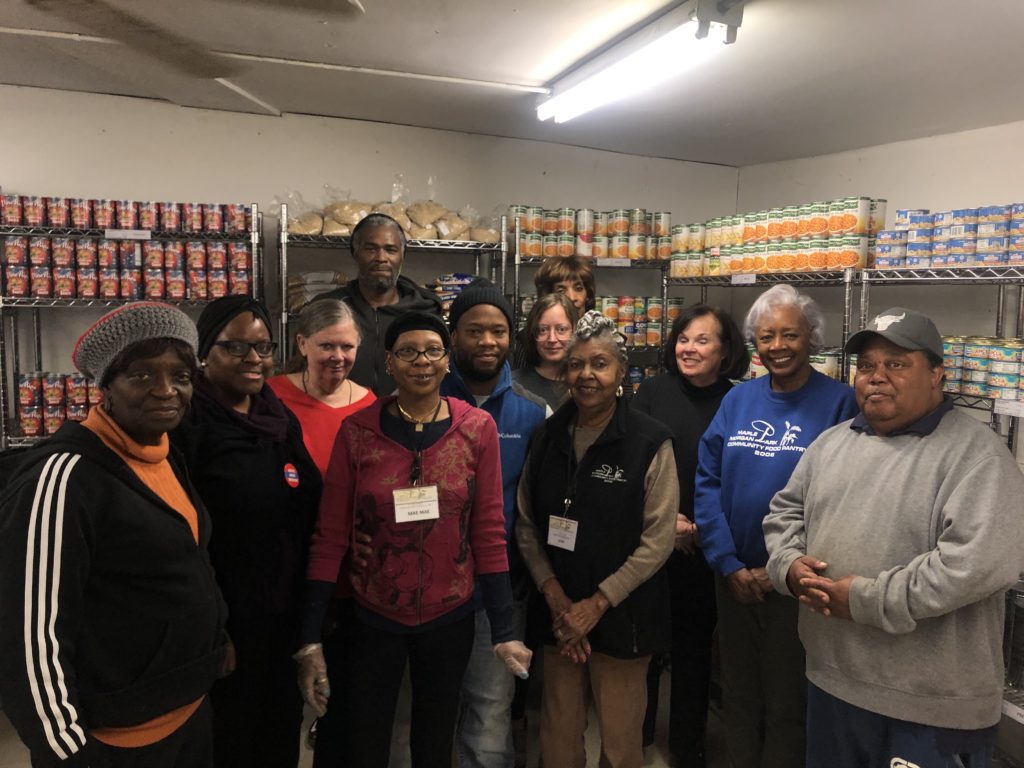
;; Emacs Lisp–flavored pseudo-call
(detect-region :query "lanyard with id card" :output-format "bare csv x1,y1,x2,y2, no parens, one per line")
548,424,583,552
393,426,439,524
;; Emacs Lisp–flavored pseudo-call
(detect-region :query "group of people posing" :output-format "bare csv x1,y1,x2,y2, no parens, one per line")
1,212,1022,768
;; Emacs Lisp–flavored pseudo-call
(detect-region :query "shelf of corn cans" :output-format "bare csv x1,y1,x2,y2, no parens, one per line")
0,196,263,449
277,203,507,363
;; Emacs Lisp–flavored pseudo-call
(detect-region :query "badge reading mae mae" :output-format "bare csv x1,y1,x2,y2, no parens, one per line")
393,485,440,523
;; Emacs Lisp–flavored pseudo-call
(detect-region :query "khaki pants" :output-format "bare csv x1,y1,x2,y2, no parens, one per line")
540,645,650,768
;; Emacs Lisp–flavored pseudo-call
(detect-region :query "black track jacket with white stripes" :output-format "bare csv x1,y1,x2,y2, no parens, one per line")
0,421,229,766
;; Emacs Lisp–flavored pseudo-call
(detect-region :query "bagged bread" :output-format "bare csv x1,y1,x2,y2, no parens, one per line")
407,199,446,227
470,227,500,243
408,223,437,240
322,218,351,236
288,212,323,235
434,214,470,240
371,203,412,232
324,201,372,226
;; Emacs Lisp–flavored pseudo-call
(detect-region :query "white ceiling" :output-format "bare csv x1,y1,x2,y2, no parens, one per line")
1,0,1023,167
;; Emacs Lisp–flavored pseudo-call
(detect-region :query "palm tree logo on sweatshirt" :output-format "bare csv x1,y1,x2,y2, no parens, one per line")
780,421,802,447
728,419,806,455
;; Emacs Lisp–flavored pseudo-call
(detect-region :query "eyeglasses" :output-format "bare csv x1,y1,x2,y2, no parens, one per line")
534,324,572,340
212,340,277,358
392,346,448,363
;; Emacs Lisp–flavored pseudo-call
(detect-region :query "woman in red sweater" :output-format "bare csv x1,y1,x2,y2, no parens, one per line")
295,312,531,768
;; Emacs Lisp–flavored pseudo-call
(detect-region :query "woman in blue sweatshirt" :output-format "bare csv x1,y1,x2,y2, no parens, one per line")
693,285,857,768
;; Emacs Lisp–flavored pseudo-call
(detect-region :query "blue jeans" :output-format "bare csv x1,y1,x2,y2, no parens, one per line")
455,602,526,768
807,683,995,768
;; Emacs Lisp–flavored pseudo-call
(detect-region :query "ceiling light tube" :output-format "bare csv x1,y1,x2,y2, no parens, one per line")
537,16,727,124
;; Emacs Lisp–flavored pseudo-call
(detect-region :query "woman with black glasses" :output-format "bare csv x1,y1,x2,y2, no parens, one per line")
295,311,530,768
172,295,322,768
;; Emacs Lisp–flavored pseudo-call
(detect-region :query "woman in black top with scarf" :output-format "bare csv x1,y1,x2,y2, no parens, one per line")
631,304,748,768
172,296,322,768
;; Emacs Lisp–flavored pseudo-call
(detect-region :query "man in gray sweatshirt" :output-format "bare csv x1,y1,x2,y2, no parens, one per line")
764,306,1024,768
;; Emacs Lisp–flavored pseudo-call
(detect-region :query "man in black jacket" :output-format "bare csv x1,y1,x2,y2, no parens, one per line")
319,213,442,395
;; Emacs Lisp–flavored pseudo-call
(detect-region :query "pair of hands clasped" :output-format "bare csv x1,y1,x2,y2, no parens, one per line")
785,555,854,620
541,578,610,664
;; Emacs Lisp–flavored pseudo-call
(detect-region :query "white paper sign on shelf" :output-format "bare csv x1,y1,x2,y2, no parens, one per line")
595,258,631,268
731,274,757,285
994,400,1024,418
1002,696,1024,725
104,229,151,240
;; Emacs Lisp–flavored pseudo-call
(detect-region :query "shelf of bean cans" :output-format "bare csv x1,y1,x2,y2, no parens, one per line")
12,371,100,447
0,195,263,448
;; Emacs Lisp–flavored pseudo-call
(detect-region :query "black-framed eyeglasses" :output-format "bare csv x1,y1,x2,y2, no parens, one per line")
392,346,448,363
212,340,277,358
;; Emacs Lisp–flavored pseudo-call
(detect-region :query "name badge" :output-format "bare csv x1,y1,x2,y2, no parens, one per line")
393,485,440,523
547,515,578,552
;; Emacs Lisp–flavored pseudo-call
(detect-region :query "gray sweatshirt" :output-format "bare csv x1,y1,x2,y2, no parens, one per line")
764,409,1024,729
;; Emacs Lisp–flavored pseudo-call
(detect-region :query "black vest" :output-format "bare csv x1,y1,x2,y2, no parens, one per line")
527,397,673,658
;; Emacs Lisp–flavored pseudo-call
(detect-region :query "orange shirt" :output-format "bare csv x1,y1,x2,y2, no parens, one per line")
81,405,204,747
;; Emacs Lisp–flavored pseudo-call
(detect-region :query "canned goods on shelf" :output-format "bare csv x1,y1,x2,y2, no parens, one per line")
575,236,592,259
943,379,963,394
608,209,630,235
908,213,935,229
988,385,1018,400
653,212,671,238
542,236,557,259
627,234,647,261
556,208,575,234
18,372,42,407
608,234,629,259
29,237,50,266
989,340,1024,363
987,372,1020,389
2,194,23,225
978,221,1010,238
978,251,1009,265
979,205,1011,223
894,209,929,229
599,297,619,320
874,256,905,269
525,207,544,234
593,211,608,237
46,198,69,227
951,208,979,226
4,237,28,265
943,354,963,369
943,336,966,356
575,208,594,235
23,197,45,226
508,205,527,233
877,230,908,244
138,202,159,230
869,199,887,235
962,354,990,371
906,228,933,244
556,234,574,258
70,199,92,229
52,267,75,298
591,236,608,259
628,209,649,236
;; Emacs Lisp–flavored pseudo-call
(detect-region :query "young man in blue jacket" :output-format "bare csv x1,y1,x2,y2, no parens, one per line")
441,278,548,768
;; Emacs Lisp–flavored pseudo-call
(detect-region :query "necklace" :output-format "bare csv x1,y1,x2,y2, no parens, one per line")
396,398,443,432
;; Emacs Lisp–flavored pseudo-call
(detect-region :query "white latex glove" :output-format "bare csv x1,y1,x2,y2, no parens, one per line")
294,643,330,716
494,640,533,679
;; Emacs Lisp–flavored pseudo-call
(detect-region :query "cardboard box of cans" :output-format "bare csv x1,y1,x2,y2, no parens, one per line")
0,196,250,234
874,204,1024,269
509,206,673,261
941,336,1024,400
3,237,252,299
17,371,100,437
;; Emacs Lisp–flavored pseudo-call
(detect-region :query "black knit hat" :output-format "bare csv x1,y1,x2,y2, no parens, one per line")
447,278,513,331
196,295,273,359
385,311,451,351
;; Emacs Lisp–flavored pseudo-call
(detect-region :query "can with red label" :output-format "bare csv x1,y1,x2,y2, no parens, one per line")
138,202,158,230
184,203,204,233
44,405,65,436
120,267,142,299
4,236,28,265
70,199,92,229
30,265,52,297
116,200,139,229
186,241,207,270
143,240,165,269
66,404,88,422
144,268,165,299
166,270,186,299
19,405,41,437
203,203,224,233
65,374,88,406
207,270,228,299
97,239,117,268
46,197,69,227
164,240,185,270
77,267,98,298
29,237,50,266
75,238,97,268
228,242,251,271
118,241,141,270
42,373,65,406
93,200,115,228
159,202,181,232
18,372,42,406
23,196,45,226
2,195,22,225
87,379,102,406
53,267,76,298
225,204,248,234
51,237,74,267
206,242,227,270
187,269,208,300
99,268,120,299
5,265,29,296
229,270,251,296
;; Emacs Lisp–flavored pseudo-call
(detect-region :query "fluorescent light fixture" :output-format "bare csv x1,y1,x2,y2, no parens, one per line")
537,18,727,124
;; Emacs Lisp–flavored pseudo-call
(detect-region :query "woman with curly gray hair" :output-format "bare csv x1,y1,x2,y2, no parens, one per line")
693,285,857,768
515,310,680,768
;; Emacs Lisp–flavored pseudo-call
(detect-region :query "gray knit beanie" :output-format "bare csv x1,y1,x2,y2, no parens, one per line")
73,301,198,385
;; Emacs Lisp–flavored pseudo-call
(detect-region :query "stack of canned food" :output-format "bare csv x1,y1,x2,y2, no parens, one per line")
1,197,254,301
594,295,683,348
18,371,99,438
626,365,662,394
508,206,673,262
745,345,845,381
668,196,886,278
943,336,1023,400
874,204,1024,269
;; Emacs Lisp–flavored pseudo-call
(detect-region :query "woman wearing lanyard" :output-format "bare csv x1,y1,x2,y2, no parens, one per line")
516,311,678,768
295,312,532,768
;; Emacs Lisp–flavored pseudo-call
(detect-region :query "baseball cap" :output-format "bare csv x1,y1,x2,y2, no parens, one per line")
844,307,943,358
